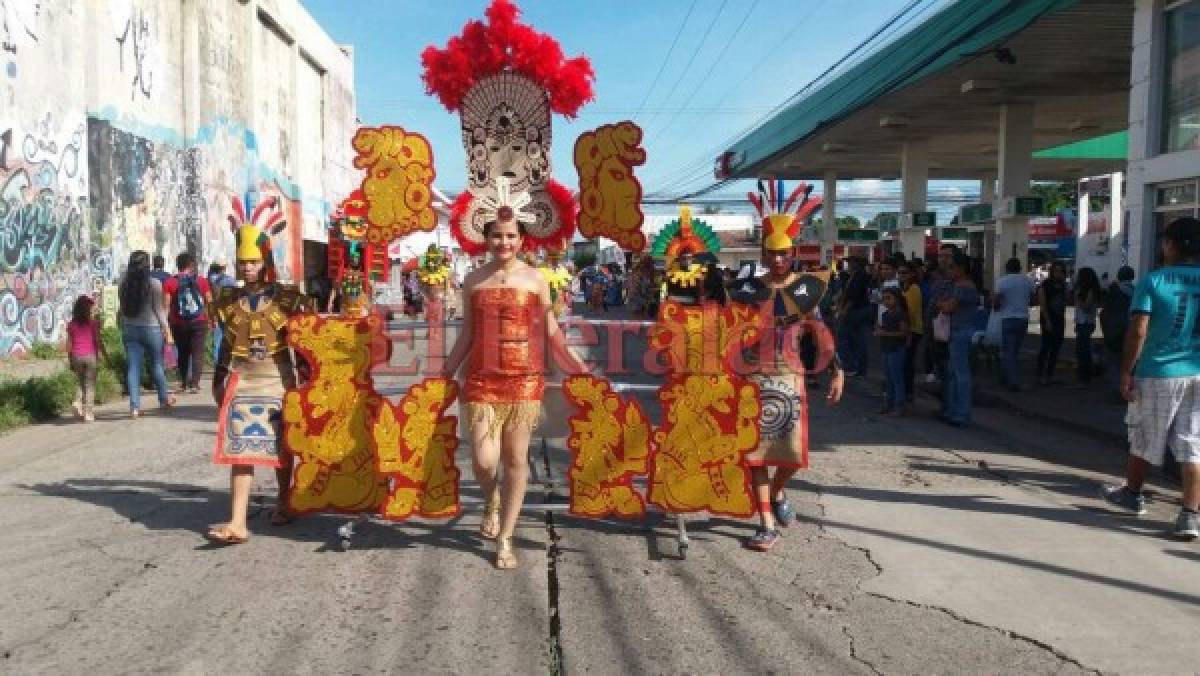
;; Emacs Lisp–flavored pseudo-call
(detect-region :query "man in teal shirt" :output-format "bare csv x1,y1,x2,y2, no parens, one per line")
1104,217,1200,540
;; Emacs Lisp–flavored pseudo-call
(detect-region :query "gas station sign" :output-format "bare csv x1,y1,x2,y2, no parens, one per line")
958,203,993,224
875,212,899,233
838,228,880,242
902,211,937,228
995,196,1045,218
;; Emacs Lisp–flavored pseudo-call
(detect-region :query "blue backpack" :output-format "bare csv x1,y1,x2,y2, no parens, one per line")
175,275,205,321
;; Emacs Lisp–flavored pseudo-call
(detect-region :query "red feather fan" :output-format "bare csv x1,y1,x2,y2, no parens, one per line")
421,0,595,117
448,192,479,256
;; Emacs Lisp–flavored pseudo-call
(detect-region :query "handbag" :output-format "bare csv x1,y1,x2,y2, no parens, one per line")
933,313,950,342
983,310,1003,347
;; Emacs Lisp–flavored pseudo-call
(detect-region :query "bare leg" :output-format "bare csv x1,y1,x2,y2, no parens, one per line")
769,467,800,501
1124,456,1150,493
1182,462,1199,511
496,422,532,540
209,465,253,540
750,467,775,531
495,422,533,569
271,459,294,524
471,422,502,537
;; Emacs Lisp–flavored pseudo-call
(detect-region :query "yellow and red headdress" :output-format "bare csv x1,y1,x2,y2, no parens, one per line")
748,179,823,252
228,195,287,282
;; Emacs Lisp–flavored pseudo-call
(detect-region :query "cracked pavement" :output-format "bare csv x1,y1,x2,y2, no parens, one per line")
1,319,1197,673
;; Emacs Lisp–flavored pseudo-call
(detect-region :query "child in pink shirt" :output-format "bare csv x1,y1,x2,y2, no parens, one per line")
65,295,108,422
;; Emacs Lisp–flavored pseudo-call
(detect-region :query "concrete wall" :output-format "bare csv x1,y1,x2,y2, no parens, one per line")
1126,0,1200,275
0,0,358,357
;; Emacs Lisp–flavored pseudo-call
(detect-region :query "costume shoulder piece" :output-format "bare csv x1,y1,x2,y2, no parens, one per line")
729,276,770,305
214,286,241,324
271,283,314,315
781,273,828,317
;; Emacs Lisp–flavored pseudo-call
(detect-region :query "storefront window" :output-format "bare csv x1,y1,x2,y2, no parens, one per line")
1153,179,1199,265
1163,0,1200,153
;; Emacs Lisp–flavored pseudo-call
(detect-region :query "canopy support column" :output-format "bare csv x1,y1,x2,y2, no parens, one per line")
992,102,1034,289
822,171,838,265
899,140,929,262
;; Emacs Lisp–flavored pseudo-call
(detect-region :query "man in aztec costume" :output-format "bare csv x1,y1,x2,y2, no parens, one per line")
207,197,314,544
216,1,848,559
730,180,843,551
326,191,376,317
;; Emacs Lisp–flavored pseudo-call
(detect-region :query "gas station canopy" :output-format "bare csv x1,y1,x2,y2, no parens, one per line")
717,0,1132,182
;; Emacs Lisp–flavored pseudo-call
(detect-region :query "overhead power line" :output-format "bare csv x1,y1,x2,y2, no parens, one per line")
638,0,730,130
633,0,699,119
647,0,936,198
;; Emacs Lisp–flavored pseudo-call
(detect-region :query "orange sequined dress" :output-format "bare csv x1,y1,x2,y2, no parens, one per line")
463,288,546,435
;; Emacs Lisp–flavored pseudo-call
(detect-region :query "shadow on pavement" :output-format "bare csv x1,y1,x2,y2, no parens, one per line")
804,513,1200,607
19,478,502,563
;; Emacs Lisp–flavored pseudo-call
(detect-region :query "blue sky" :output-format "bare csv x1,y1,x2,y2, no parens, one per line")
301,0,974,220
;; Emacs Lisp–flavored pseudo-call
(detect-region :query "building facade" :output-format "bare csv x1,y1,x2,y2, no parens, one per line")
0,0,358,356
1127,0,1200,273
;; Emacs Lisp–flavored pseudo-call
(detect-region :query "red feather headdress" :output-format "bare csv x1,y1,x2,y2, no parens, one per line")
420,0,595,118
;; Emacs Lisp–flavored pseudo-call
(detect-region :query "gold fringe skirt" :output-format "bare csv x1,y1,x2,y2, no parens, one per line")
464,401,542,440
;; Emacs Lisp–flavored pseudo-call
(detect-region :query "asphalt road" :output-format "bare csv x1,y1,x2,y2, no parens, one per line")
1,309,1197,674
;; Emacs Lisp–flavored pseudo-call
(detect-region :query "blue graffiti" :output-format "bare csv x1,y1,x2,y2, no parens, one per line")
0,168,79,273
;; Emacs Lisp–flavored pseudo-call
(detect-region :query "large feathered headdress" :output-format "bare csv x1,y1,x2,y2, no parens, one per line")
228,195,287,282
423,0,593,255
748,179,823,251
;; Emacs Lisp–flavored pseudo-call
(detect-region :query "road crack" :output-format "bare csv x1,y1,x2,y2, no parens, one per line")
541,439,566,676
805,481,1098,674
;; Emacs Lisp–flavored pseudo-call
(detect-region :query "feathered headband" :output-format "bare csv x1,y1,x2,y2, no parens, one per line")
748,179,823,251
228,195,287,282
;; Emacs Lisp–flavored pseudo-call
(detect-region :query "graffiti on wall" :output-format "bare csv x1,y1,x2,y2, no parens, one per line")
113,3,154,100
1,0,40,79
88,117,206,268
0,113,99,357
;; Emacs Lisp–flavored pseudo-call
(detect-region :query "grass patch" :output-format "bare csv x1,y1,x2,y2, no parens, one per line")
29,341,62,359
95,366,122,404
0,368,78,431
0,400,30,433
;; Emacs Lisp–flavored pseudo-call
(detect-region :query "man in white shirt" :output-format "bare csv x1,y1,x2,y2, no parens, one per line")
992,257,1035,390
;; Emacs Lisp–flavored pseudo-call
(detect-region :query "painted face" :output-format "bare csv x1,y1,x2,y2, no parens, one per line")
238,259,265,283
340,218,368,241
764,248,791,276
487,219,523,262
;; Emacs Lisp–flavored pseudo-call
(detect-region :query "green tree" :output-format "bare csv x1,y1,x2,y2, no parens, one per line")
1030,182,1075,216
572,252,597,269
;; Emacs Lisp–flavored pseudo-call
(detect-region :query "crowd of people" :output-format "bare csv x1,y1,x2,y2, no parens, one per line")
816,244,1146,426
55,215,1199,551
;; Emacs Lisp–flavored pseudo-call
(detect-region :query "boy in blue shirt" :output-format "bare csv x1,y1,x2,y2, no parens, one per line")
1104,217,1200,540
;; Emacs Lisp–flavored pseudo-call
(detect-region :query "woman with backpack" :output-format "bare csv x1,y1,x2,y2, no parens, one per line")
117,250,176,417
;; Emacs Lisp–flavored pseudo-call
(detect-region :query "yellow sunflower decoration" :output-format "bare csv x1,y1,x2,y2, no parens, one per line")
416,243,451,287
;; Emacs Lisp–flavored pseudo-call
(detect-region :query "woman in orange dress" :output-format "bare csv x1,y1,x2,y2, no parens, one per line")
442,210,590,569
